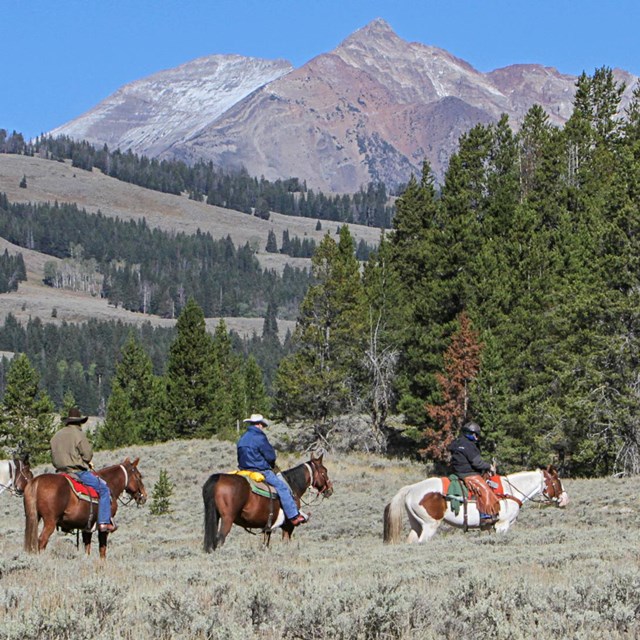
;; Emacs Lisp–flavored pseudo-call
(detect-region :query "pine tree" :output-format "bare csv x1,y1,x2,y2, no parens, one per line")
149,469,173,515
95,334,161,448
274,227,366,423
164,298,216,438
422,313,482,462
0,353,55,463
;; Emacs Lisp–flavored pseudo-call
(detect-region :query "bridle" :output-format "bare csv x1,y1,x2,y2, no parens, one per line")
1,459,32,496
117,463,146,505
505,469,564,506
302,460,333,504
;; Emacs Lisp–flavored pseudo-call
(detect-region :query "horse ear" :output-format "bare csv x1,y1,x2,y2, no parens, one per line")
123,457,130,464
132,457,140,467
547,464,556,474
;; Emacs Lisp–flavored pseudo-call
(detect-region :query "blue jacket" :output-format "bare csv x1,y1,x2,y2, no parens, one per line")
237,425,276,472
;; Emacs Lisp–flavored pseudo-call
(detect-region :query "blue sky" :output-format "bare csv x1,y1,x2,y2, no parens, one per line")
2,0,639,139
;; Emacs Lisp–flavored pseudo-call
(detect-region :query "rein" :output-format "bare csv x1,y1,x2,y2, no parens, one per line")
504,471,556,505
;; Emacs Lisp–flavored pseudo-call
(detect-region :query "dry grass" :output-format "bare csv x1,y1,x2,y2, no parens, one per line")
1,435,639,639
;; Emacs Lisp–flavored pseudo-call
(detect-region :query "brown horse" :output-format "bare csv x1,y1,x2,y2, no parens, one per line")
0,455,33,497
202,453,333,552
24,457,147,559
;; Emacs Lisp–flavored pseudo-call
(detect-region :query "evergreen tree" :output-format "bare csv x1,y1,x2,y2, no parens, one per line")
164,298,216,438
207,319,245,439
95,335,161,448
422,312,482,462
149,469,174,515
0,354,55,463
274,227,366,423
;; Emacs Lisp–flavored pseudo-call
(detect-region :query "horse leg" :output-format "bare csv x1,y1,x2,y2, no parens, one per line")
82,531,93,555
409,492,445,543
98,531,108,559
38,519,57,552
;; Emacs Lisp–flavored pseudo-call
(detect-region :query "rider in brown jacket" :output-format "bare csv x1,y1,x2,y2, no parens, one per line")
50,407,116,533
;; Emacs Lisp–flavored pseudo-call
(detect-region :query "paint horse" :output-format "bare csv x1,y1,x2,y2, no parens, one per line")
24,457,147,559
384,465,569,544
0,455,33,497
202,453,333,552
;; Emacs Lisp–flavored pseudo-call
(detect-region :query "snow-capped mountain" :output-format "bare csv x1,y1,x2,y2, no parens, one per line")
49,19,637,193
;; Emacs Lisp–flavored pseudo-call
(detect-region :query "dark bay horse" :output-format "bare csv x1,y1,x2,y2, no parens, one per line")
24,457,147,559
202,453,333,552
0,455,33,497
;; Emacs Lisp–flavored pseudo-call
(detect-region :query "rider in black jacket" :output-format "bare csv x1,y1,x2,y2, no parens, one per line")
448,421,499,523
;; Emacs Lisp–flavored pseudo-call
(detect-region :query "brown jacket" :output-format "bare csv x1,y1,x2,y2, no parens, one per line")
50,424,93,472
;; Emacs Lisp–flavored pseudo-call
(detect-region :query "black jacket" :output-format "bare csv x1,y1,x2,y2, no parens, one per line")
448,435,492,477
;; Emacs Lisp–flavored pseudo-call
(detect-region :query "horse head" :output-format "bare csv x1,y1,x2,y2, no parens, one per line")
308,452,333,498
12,456,33,496
542,465,569,508
121,457,147,506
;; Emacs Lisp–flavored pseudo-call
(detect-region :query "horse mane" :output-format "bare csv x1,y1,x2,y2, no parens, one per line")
282,463,308,495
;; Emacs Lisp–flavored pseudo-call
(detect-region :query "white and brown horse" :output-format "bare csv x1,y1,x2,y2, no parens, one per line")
384,465,569,544
0,456,33,497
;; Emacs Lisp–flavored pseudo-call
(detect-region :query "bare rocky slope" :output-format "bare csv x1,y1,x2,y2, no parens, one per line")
0,154,380,339
49,18,638,193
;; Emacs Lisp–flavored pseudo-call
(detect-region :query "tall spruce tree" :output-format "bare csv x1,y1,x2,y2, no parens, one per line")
95,335,161,448
164,298,216,438
274,227,365,423
0,354,55,463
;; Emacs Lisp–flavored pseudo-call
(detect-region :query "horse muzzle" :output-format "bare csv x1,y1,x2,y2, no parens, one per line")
557,491,569,508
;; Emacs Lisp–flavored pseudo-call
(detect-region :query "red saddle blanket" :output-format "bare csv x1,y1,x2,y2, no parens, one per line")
61,473,99,499
441,475,505,498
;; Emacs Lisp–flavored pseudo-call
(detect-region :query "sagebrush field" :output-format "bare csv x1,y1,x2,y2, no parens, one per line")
1,437,639,639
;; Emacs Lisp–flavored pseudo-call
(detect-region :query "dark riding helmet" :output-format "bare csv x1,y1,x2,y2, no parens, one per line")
462,421,481,436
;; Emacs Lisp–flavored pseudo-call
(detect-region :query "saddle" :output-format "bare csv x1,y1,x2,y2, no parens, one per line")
229,470,275,499
60,473,99,502
229,470,284,531
441,474,507,516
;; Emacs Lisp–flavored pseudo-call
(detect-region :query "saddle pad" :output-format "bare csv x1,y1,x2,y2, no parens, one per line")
228,470,275,499
61,473,99,500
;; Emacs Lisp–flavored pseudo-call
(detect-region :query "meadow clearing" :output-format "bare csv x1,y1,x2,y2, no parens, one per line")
1,435,639,640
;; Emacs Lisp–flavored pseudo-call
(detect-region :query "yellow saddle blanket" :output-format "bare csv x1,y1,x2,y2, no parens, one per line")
229,470,265,483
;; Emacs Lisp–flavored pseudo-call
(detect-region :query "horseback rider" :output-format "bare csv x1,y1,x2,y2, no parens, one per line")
236,414,309,527
50,407,117,533
448,421,500,524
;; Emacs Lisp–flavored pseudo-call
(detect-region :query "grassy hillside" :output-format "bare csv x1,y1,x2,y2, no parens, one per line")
1,438,639,639
0,154,380,337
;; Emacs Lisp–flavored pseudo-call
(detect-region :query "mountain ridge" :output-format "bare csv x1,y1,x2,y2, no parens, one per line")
48,18,638,193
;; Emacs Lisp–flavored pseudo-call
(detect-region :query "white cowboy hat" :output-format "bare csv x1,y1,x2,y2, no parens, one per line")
243,413,270,426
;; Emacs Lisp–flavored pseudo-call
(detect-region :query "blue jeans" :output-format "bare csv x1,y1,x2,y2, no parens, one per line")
262,469,299,519
75,470,112,525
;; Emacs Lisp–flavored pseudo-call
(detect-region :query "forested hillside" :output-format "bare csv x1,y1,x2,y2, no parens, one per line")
0,131,395,227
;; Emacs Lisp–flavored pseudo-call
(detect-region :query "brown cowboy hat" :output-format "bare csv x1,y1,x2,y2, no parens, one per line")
64,407,88,425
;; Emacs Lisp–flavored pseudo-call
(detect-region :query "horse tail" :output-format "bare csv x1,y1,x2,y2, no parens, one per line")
23,477,39,553
202,474,221,553
383,484,411,544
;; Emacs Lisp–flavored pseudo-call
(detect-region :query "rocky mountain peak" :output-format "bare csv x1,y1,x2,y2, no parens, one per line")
48,22,638,194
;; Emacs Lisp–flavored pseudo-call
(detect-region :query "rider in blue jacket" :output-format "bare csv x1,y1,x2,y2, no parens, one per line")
237,414,308,527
